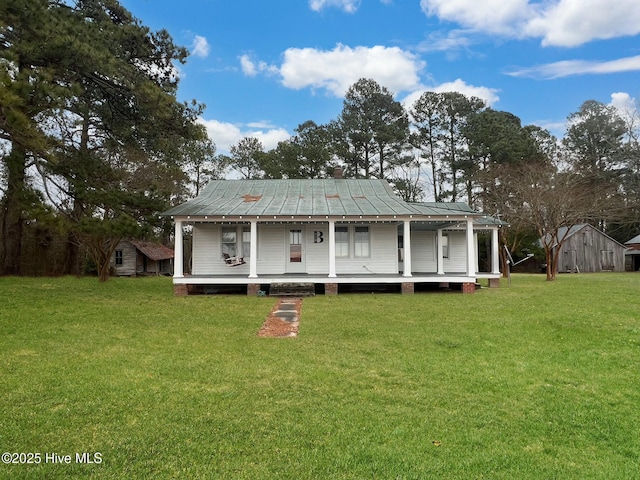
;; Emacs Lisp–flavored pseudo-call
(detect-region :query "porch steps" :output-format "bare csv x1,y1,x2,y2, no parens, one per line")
269,282,315,297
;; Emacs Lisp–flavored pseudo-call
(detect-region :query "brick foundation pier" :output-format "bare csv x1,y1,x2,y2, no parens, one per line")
462,282,476,294
325,283,338,295
174,284,188,296
401,282,414,294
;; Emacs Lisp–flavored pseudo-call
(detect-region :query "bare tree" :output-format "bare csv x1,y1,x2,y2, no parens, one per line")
489,162,620,281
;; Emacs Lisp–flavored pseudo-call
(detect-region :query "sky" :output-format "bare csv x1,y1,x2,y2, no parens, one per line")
120,0,640,154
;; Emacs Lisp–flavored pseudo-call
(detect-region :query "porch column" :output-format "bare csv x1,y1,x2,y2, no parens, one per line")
491,227,500,274
249,220,258,278
328,219,336,277
474,232,479,270
466,218,475,276
174,219,183,278
437,229,444,275
403,220,412,277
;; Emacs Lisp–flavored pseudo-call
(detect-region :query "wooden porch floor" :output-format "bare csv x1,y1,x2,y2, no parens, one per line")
173,272,500,285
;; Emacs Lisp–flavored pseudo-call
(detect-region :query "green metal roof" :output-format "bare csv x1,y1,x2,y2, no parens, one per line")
410,202,477,216
474,215,509,227
162,179,483,218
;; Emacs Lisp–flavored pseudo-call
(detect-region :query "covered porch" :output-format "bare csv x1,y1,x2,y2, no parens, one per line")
170,216,502,295
163,179,504,296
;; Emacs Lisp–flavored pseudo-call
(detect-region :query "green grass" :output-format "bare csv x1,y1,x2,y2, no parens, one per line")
1,274,639,479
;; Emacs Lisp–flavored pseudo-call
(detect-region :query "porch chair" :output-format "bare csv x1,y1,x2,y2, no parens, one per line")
223,253,245,266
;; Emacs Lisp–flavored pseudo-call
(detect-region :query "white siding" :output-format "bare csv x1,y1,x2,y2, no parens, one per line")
192,224,250,275
257,225,285,274
410,231,436,273
306,226,329,274
192,224,219,274
191,222,401,276
406,230,472,274
335,224,398,275
444,231,468,273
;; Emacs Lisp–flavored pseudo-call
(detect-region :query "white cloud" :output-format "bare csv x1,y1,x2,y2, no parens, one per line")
507,55,640,79
610,92,639,131
309,0,361,13
251,128,292,151
402,79,500,112
199,119,242,154
610,92,635,112
239,54,280,77
417,29,474,54
420,0,532,37
420,0,640,47
401,90,427,112
432,79,500,106
525,0,640,47
279,44,424,97
191,35,210,58
199,118,290,155
240,55,257,76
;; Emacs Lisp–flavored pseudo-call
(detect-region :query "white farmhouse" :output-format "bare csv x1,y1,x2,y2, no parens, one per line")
162,178,504,295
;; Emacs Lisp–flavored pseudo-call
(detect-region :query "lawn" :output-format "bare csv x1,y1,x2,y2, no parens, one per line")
0,274,639,479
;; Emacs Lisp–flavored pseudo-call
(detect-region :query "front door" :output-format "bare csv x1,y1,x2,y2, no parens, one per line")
287,227,306,273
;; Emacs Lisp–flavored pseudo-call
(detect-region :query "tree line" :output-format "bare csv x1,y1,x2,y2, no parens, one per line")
2,1,638,280
221,80,639,279
1,0,214,280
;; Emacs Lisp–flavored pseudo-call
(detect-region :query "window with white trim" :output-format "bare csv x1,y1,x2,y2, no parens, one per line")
221,227,237,257
289,229,302,263
354,226,370,257
242,226,251,258
442,233,449,259
335,226,349,257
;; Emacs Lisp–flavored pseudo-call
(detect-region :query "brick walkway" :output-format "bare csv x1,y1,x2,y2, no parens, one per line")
257,298,302,338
